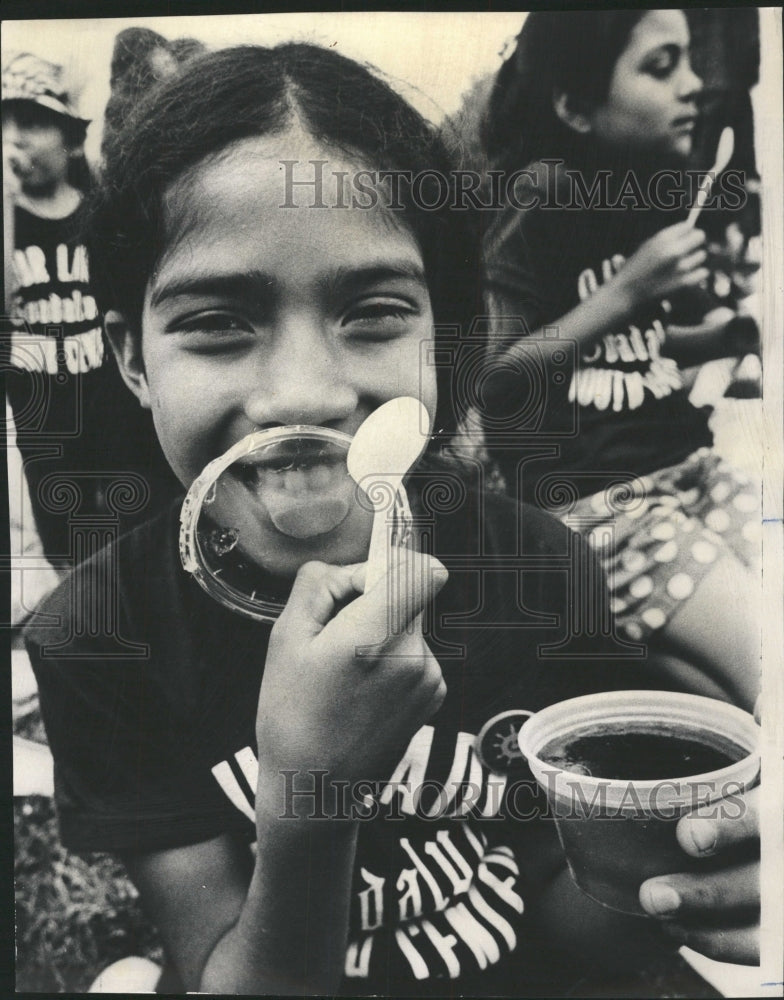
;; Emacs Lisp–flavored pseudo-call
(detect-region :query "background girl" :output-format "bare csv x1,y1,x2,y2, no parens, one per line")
480,9,761,712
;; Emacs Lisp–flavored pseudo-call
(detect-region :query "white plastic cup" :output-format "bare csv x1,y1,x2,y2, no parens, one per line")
518,690,760,915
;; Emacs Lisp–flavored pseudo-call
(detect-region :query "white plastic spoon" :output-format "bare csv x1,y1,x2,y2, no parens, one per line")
687,126,734,227
347,397,430,590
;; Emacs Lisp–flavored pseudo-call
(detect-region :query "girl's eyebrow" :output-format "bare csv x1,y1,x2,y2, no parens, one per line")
324,262,428,297
149,270,275,309
149,262,428,308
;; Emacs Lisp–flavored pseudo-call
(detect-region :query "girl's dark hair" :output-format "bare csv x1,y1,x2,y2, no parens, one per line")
484,10,646,171
108,27,171,86
87,42,482,438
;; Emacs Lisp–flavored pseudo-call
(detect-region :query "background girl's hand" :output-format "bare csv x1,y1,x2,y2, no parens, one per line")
616,221,710,308
639,786,760,963
255,551,448,791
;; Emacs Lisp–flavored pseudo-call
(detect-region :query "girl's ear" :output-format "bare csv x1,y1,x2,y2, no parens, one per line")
553,89,593,135
104,310,151,409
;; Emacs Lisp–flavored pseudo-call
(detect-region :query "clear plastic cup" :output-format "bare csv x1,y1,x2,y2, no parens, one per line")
518,690,760,915
179,426,372,621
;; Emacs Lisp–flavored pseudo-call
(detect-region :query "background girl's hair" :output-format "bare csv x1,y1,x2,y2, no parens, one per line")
483,10,645,171
87,42,482,437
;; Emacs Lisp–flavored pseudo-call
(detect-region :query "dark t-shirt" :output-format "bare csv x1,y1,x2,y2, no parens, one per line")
27,475,650,996
482,162,714,504
5,205,179,560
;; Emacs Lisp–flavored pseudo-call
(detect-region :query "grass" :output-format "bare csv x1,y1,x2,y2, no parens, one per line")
14,708,164,993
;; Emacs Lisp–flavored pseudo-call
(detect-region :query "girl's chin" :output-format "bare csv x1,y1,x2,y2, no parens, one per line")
671,134,694,157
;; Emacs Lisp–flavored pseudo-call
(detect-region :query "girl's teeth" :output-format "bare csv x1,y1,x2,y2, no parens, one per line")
243,462,339,494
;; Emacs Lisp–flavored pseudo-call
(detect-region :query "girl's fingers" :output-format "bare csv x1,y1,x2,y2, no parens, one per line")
681,267,711,287
682,227,707,251
279,560,364,635
678,249,708,274
660,920,759,965
670,221,707,248
640,860,759,918
339,550,448,646
677,785,760,857
679,248,708,273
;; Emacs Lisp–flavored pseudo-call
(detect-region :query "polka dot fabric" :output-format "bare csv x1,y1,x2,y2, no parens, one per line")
557,448,760,641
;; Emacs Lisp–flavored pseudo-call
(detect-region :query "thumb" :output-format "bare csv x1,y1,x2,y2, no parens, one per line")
338,549,449,648
277,560,364,637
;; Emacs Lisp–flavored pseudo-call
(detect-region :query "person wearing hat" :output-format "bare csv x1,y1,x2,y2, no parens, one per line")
3,52,179,581
2,52,91,218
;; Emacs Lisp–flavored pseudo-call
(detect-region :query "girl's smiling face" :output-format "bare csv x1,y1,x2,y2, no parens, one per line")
587,9,702,159
121,127,437,570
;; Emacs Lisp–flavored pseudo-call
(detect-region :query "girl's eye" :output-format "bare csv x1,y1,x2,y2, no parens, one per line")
342,299,417,339
172,313,255,348
644,49,678,79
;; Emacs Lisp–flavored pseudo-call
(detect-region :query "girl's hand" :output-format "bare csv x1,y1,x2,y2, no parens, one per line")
639,786,760,963
616,221,709,309
255,551,448,794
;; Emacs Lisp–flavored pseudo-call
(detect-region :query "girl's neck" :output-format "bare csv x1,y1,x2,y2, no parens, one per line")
16,182,82,221
579,139,689,186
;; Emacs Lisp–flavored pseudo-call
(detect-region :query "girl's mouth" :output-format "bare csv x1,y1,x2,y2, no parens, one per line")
230,442,353,539
672,113,697,132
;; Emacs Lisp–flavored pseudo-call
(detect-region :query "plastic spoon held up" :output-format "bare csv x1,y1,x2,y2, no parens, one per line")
687,126,734,227
347,397,430,591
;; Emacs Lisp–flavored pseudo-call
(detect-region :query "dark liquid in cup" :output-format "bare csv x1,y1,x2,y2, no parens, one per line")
540,723,747,780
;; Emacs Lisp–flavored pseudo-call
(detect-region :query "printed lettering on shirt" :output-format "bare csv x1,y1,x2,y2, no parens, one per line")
8,327,104,375
13,242,89,289
212,722,530,983
569,258,683,411
211,725,512,827
380,726,505,820
11,240,105,374
377,839,523,981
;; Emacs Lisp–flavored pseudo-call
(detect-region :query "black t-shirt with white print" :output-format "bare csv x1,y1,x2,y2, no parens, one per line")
6,205,180,560
26,474,650,996
482,161,714,505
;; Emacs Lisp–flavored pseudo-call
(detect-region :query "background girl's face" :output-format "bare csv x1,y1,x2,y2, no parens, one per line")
133,127,437,569
2,108,72,193
588,10,702,159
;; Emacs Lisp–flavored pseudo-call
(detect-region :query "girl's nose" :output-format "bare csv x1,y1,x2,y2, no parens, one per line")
243,321,359,429
678,59,703,101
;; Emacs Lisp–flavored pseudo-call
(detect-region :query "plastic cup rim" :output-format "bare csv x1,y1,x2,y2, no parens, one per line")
179,425,355,621
518,689,760,793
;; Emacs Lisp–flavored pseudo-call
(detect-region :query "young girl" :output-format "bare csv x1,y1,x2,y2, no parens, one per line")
25,42,759,996
480,10,761,712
